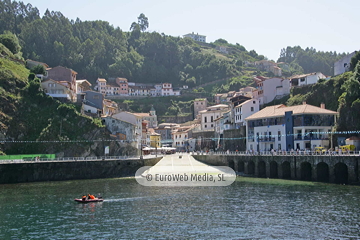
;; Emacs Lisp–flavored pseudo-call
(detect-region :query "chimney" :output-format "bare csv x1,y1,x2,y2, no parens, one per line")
320,103,325,109
302,101,306,105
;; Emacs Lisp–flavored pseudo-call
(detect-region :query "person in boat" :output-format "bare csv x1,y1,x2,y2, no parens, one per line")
82,195,87,201
88,194,96,200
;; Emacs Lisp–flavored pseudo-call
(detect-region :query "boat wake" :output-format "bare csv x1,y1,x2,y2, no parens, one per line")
104,197,145,202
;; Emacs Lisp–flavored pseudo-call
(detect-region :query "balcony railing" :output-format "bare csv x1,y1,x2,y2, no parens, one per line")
295,136,329,140
258,137,275,142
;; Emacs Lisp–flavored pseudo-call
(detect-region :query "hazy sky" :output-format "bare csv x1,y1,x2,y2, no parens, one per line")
26,0,358,61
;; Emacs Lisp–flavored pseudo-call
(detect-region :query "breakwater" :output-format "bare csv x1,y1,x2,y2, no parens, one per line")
0,157,162,184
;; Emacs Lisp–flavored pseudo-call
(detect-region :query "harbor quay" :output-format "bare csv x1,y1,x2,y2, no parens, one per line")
193,154,360,185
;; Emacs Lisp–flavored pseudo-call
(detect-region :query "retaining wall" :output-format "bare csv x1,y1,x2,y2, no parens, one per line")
0,157,162,184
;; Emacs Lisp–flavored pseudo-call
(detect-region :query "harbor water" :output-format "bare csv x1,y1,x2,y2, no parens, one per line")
1,177,360,239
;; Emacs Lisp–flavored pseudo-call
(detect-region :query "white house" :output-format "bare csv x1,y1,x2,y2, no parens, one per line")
199,104,229,131
334,51,357,76
96,78,107,94
172,125,196,151
183,32,206,43
234,99,260,127
173,89,181,96
245,103,338,152
289,72,326,88
161,83,174,96
154,84,162,96
253,76,290,105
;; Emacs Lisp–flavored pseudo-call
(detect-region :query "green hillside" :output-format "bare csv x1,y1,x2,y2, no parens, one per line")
264,68,360,136
0,43,107,156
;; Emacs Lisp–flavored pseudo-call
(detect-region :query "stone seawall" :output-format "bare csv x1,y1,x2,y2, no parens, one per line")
193,154,360,185
0,157,162,184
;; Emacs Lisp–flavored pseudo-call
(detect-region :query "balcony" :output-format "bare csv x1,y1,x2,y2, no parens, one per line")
295,135,329,141
258,137,275,142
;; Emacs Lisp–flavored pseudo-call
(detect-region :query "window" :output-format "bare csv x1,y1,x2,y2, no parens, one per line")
251,107,254,111
211,116,213,122
204,117,207,123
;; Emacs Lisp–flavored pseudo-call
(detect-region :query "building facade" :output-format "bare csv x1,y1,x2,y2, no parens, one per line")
253,76,290,105
115,78,129,95
154,123,180,146
194,98,208,119
233,99,260,127
199,104,229,131
289,72,326,88
96,78,107,94
183,32,206,43
41,79,74,102
45,66,78,102
245,103,338,152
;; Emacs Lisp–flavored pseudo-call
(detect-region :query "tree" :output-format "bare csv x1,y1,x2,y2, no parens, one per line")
130,22,138,31
30,64,46,75
0,32,21,54
137,13,149,32
349,51,360,71
214,38,228,45
249,50,258,58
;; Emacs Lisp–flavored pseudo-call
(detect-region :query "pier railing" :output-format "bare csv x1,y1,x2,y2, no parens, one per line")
202,150,360,156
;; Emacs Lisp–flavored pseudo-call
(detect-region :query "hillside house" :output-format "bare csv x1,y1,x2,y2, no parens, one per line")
253,76,290,105
45,66,78,102
183,32,206,43
194,98,208,119
96,78,107,94
289,72,326,87
41,79,75,102
231,97,260,127
199,104,229,131
26,59,49,80
81,91,118,117
115,78,129,95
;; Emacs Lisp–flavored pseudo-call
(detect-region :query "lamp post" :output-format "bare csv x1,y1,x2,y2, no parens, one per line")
140,145,143,159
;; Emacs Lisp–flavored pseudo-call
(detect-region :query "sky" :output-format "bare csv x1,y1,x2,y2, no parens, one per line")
25,0,358,61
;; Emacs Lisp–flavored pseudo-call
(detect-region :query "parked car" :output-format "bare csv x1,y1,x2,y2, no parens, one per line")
338,145,355,154
314,147,327,154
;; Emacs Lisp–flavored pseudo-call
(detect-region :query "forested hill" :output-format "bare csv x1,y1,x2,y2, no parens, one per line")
0,0,348,90
0,0,262,88
277,46,347,76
